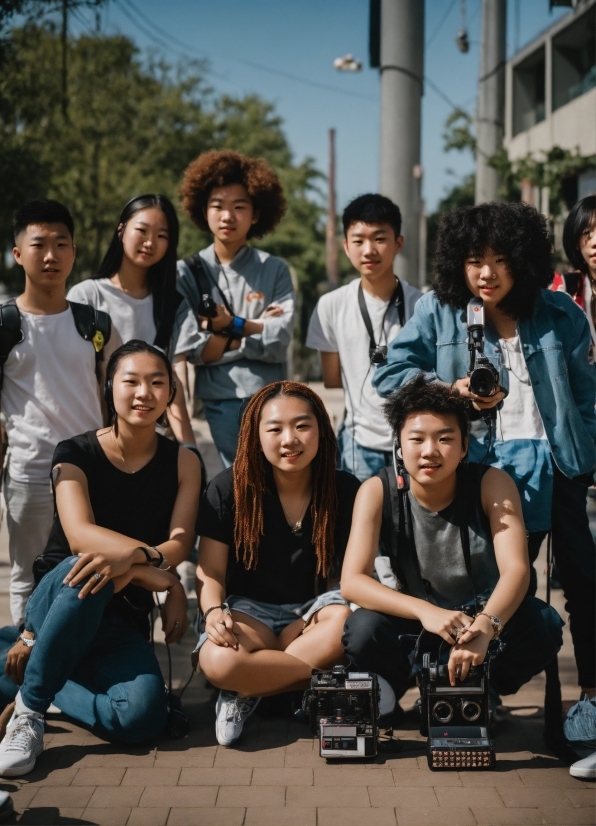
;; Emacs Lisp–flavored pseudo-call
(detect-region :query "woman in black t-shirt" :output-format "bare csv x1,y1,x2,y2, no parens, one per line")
195,380,360,747
0,341,201,777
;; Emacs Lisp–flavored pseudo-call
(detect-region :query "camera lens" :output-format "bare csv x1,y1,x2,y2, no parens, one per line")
432,701,454,723
469,366,496,397
461,700,482,722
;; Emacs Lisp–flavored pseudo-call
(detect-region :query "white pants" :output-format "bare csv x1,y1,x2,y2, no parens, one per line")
4,473,54,627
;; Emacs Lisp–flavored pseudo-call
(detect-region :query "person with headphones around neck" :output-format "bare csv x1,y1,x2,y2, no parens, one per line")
0,341,201,777
307,194,421,482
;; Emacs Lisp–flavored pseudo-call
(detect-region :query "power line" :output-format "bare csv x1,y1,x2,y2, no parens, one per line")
426,0,459,47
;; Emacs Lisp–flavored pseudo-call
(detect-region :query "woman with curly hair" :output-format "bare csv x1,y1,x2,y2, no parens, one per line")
173,150,295,466
193,381,360,747
372,201,596,713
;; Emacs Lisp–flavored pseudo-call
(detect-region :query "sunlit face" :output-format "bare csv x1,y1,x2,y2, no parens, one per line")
13,223,75,289
119,207,169,270
111,352,172,428
259,395,320,474
343,221,403,280
463,248,514,308
400,412,467,489
579,213,596,280
205,183,258,244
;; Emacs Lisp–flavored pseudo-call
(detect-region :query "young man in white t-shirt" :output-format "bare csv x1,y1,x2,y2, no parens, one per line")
3,199,120,626
306,194,421,481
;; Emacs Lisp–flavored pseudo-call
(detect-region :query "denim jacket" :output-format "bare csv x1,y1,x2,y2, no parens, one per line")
373,289,596,480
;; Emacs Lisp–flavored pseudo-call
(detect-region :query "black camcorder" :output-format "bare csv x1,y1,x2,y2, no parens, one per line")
418,653,495,770
199,293,218,318
302,665,379,760
466,298,499,397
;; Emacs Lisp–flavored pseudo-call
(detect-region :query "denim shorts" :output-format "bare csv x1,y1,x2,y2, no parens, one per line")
193,588,349,666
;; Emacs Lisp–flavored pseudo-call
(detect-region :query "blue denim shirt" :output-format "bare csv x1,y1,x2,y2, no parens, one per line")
373,289,596,482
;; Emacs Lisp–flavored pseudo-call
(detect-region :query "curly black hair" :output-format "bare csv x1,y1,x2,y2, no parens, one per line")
433,202,554,320
384,373,470,443
180,149,286,239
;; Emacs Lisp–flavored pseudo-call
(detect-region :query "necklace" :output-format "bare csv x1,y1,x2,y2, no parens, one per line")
111,427,135,474
280,491,311,533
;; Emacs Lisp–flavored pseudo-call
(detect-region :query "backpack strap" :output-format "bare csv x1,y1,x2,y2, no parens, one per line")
68,302,112,382
0,300,25,391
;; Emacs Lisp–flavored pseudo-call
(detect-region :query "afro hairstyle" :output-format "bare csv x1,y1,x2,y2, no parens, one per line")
179,149,287,239
433,201,554,320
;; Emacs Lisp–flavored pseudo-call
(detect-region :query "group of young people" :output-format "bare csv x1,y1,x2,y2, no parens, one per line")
0,145,593,781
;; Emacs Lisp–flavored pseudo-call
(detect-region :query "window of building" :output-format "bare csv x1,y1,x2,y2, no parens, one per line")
553,6,596,111
513,46,546,136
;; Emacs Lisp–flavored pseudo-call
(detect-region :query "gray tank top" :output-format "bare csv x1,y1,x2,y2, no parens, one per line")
407,488,500,609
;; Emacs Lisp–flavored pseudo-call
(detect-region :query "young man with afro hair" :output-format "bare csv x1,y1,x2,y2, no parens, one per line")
371,201,596,725
173,150,294,466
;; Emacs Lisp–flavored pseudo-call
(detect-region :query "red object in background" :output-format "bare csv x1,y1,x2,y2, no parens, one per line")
551,271,585,310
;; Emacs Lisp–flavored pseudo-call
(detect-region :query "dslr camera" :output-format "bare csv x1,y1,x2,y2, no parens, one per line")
467,298,499,397
302,665,379,760
199,293,218,318
418,653,495,770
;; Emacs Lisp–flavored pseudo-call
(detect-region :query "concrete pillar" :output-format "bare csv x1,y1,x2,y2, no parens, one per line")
379,0,424,285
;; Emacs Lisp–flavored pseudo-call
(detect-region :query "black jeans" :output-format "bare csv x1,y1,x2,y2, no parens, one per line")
342,596,563,700
527,465,596,689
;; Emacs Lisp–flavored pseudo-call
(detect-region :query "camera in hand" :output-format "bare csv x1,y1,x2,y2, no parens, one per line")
302,665,379,760
467,298,499,397
418,653,495,770
199,293,218,318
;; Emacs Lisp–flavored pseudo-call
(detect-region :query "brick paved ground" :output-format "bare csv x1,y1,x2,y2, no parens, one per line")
0,391,593,825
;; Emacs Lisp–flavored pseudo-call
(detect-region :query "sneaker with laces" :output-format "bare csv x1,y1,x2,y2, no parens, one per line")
0,710,44,777
570,752,596,780
215,690,260,747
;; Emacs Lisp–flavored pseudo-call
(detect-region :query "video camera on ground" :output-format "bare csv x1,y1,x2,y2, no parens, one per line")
303,665,379,760
467,298,499,397
418,653,495,770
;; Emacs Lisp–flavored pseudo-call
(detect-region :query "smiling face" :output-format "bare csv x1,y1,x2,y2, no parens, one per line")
205,183,258,245
343,221,403,281
111,352,172,429
119,207,169,270
258,395,320,474
13,222,75,289
400,412,467,490
463,248,514,309
579,213,596,280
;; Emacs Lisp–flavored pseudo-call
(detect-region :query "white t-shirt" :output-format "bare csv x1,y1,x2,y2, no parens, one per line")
67,278,156,345
497,335,547,441
306,277,421,452
1,308,105,482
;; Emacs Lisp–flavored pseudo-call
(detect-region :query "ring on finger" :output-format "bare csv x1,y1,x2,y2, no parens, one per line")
217,620,226,626
455,667,462,679
92,572,103,582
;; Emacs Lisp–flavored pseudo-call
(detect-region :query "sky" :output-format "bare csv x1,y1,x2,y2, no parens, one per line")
62,0,572,214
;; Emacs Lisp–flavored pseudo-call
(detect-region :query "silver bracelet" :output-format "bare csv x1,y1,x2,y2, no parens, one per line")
19,634,35,648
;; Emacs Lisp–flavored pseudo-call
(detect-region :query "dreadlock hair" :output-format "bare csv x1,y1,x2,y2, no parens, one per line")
233,381,338,577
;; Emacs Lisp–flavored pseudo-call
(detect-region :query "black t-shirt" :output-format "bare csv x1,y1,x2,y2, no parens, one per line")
42,430,179,636
196,467,360,605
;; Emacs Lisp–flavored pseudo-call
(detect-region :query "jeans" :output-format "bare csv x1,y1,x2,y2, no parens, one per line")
342,596,564,700
0,557,167,744
527,466,596,688
4,473,55,627
203,398,246,468
337,425,393,483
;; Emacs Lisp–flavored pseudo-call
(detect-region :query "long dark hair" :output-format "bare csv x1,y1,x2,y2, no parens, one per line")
95,195,180,349
233,382,338,577
563,195,596,275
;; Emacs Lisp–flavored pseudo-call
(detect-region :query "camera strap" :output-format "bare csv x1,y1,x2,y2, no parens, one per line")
357,279,404,356
184,254,235,318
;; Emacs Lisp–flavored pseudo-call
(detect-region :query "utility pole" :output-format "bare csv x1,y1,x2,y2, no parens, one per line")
475,0,506,203
61,0,68,119
326,128,339,287
378,0,424,286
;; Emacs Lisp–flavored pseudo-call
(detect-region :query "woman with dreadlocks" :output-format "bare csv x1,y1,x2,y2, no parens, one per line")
194,381,360,747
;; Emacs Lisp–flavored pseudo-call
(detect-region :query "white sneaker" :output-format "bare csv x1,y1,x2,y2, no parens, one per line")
215,690,260,747
0,710,44,777
570,752,596,780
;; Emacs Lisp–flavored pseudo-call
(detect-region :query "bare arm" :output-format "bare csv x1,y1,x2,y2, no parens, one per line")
321,351,343,389
166,379,197,445
196,535,237,649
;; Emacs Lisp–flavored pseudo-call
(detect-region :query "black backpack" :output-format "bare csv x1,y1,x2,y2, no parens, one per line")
0,299,112,390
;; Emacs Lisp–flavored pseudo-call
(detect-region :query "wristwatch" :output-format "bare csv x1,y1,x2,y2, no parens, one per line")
19,634,36,648
476,612,503,640
203,602,231,621
139,546,168,570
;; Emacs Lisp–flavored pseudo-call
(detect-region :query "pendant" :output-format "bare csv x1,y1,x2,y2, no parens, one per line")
292,521,302,533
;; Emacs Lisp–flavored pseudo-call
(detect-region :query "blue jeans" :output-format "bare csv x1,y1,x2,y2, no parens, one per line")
0,558,167,744
203,398,246,468
338,425,393,482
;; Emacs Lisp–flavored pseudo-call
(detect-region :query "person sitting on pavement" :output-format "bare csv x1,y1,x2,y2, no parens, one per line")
193,380,360,747
0,340,201,777
340,375,564,725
